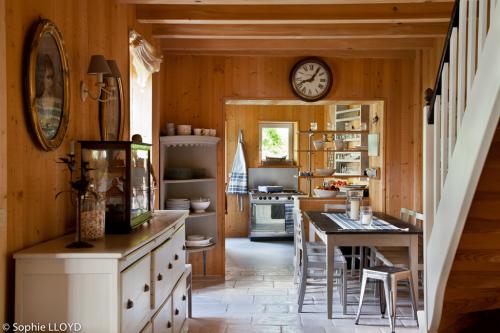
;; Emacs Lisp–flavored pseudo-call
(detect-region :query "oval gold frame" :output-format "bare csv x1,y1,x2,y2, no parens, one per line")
26,19,70,151
99,76,125,141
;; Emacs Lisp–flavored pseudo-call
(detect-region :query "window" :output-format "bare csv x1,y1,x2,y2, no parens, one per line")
259,122,295,163
130,53,152,144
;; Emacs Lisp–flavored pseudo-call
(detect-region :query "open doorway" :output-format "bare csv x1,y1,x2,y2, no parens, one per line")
223,99,385,275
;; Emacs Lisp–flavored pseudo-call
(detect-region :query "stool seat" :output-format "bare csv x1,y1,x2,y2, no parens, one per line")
355,266,418,333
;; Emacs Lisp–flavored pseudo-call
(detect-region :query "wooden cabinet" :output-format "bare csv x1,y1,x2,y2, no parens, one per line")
14,211,189,333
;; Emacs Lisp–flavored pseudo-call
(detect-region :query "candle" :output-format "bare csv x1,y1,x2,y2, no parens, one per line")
69,141,75,155
349,200,360,220
361,214,372,225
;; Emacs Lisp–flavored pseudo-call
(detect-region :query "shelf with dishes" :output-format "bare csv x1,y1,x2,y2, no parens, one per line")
298,175,367,179
162,178,216,184
187,211,216,219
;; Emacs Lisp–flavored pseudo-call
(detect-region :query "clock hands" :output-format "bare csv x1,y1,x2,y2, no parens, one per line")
297,67,321,85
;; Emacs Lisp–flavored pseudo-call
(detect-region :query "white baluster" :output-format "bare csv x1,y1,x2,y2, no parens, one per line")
467,0,477,97
449,28,458,159
457,0,467,130
478,0,488,51
433,96,441,215
440,64,449,188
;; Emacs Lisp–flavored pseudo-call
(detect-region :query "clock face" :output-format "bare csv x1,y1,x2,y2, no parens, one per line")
290,58,332,102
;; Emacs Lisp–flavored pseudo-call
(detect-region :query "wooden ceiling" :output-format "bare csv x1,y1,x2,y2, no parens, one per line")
125,0,454,54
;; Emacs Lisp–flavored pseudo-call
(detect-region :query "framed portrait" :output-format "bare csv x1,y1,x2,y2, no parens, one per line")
99,66,125,141
26,19,70,151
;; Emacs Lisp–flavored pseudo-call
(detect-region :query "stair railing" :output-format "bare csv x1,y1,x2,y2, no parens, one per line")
423,0,500,331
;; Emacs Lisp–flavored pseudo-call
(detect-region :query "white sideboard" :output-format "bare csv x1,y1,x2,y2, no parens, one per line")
14,210,189,333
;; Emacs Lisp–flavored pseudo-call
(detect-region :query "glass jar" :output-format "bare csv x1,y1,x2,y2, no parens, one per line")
360,206,373,226
80,187,106,240
346,190,363,220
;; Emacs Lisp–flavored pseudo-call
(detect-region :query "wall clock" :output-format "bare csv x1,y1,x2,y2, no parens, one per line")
289,57,332,102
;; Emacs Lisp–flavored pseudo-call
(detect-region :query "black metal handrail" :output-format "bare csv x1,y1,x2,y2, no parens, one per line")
427,0,460,125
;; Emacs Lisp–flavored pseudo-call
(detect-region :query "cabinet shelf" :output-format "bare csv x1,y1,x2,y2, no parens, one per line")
162,178,216,184
335,108,361,115
335,160,361,163
335,116,361,122
298,175,366,179
186,243,217,253
298,130,368,135
187,211,216,219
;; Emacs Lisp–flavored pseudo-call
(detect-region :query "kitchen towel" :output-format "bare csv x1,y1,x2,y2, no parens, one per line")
227,130,248,211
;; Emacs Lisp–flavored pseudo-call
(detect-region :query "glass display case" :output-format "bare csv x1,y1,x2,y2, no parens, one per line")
80,141,152,233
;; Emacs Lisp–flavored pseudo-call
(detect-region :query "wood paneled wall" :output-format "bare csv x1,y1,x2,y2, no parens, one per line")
225,104,326,236
0,0,7,324
161,51,442,276
1,0,154,321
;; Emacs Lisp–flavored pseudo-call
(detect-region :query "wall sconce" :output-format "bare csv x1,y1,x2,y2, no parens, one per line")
80,55,119,102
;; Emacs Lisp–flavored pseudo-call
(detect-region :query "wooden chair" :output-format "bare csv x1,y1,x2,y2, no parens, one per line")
295,209,348,314
355,266,418,333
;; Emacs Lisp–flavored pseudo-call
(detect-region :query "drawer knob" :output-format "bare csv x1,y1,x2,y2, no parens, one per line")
175,308,179,315
144,284,150,292
174,254,179,260
157,273,163,281
166,237,171,242
182,295,186,301
126,299,134,309
182,245,186,250
168,263,173,269
167,321,172,328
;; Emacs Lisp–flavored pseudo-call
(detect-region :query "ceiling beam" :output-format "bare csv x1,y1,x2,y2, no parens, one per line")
123,0,453,4
160,37,436,52
152,22,448,39
137,3,454,24
162,49,417,58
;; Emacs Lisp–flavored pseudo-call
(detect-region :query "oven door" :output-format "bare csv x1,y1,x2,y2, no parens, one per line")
251,202,286,234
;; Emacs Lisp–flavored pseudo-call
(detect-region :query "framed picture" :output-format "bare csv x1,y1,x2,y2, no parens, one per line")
99,69,124,141
26,19,70,151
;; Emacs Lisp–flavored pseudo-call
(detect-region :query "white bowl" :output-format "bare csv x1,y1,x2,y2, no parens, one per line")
176,124,192,135
190,199,210,213
315,168,334,176
312,140,325,150
187,234,206,241
313,189,338,198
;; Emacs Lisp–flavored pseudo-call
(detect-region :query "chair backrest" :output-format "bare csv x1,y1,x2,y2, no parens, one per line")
294,209,308,261
324,203,346,212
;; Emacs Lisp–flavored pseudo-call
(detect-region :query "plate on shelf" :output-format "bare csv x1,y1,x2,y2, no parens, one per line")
186,238,213,247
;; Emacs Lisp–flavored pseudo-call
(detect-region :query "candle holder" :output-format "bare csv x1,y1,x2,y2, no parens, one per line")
57,153,94,248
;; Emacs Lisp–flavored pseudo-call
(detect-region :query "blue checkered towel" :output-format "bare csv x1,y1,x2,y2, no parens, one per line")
227,130,247,194
322,213,407,231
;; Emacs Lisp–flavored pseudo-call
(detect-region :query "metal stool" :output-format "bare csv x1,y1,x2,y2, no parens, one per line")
355,266,418,333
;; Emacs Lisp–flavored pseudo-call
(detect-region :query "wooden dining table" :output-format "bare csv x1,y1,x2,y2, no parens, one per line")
304,211,423,319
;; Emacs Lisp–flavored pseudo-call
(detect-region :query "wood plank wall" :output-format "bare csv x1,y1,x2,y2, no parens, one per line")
225,104,326,236
0,0,7,324
1,0,154,321
161,51,443,276
438,123,500,333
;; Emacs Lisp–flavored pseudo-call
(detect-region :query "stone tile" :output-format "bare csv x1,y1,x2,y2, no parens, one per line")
247,287,289,296
282,326,328,333
265,304,292,313
227,303,266,313
254,295,298,304
264,275,294,281
252,313,301,326
274,281,296,289
227,275,265,281
226,324,281,333
221,294,255,304
234,280,274,288
192,303,228,317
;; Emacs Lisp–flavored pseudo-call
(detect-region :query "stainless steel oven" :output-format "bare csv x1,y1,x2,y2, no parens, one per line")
248,168,301,241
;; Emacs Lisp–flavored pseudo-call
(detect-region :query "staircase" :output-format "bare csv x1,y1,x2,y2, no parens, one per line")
422,0,500,332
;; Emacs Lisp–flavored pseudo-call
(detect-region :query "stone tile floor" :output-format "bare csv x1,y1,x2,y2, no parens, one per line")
188,238,420,333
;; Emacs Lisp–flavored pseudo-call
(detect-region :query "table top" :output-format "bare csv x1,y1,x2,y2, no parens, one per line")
305,211,422,235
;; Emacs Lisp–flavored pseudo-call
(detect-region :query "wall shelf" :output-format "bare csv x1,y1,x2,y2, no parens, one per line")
160,135,220,147
187,211,216,219
162,178,216,184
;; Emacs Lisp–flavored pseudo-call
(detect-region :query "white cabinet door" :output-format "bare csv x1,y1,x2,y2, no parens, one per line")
121,254,152,333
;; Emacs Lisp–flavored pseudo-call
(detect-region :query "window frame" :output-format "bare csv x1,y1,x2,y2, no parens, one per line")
258,121,295,163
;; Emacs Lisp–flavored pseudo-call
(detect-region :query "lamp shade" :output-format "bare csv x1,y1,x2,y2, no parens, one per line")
87,55,111,75
104,60,121,78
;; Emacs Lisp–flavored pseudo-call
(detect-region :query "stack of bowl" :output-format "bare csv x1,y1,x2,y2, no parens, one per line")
166,198,190,210
176,125,192,135
190,198,210,213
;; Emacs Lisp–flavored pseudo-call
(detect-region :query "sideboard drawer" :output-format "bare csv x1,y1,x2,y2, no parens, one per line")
152,296,173,333
121,254,152,333
171,226,186,283
172,276,187,333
